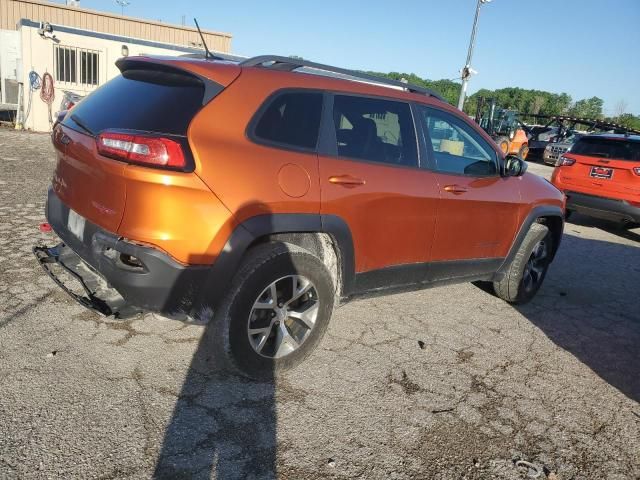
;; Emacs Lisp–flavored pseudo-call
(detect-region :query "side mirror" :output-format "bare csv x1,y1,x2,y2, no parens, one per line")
504,155,528,177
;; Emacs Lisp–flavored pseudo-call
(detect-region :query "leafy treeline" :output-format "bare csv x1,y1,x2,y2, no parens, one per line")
368,71,640,130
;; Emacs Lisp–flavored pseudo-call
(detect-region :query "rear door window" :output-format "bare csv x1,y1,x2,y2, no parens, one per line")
332,95,418,167
62,68,205,136
419,107,498,176
252,91,323,150
571,137,640,161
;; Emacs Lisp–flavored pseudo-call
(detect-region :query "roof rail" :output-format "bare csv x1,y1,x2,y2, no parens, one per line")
240,55,445,101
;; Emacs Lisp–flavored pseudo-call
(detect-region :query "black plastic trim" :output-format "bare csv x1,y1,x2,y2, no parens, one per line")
351,257,503,297
565,191,640,223
195,213,356,310
496,205,564,278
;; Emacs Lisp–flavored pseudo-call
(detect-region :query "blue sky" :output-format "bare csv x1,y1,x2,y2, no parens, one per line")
80,0,640,115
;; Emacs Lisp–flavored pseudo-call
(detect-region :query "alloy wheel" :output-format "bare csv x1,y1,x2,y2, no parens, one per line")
247,275,319,359
522,239,548,292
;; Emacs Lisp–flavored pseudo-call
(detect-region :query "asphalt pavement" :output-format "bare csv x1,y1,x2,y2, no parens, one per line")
0,129,638,479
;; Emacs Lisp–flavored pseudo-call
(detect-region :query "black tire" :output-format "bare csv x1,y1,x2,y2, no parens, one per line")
208,242,335,380
495,136,510,155
493,223,552,304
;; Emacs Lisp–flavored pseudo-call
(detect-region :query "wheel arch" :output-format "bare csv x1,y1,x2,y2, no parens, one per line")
195,214,355,315
496,205,564,278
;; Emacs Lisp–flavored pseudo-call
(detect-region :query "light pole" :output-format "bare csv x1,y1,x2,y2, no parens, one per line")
457,0,491,111
116,0,130,16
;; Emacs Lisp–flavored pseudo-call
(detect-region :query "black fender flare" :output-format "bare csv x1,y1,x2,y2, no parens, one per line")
495,205,564,279
195,214,355,313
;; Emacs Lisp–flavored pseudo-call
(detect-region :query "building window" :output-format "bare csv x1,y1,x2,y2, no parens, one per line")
80,50,98,85
55,46,76,83
54,46,100,86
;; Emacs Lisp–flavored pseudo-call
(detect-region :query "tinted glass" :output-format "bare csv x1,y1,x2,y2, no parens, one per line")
62,69,204,136
333,95,418,167
571,137,640,161
420,107,498,176
254,92,323,150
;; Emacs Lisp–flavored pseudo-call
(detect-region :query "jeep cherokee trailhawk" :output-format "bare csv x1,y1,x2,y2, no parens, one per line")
35,55,565,379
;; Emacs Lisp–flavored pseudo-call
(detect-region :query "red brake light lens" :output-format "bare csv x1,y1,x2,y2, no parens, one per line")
555,155,575,167
96,131,186,169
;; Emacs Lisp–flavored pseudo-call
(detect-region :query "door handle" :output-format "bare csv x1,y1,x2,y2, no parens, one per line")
328,175,366,187
443,184,468,194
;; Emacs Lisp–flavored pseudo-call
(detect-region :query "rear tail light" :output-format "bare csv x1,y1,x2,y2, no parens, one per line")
96,131,186,169
555,156,575,167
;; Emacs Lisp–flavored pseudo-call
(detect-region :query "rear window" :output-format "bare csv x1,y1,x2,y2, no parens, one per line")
62,68,205,136
571,137,640,161
252,91,323,150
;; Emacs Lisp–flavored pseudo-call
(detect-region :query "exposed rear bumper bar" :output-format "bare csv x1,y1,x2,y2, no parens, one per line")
33,244,139,317
565,191,640,224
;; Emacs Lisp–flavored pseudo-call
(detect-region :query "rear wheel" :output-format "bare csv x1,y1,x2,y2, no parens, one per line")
209,242,335,380
493,223,552,304
495,136,510,155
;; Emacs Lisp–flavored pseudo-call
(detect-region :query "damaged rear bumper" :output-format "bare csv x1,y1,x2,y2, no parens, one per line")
38,189,210,318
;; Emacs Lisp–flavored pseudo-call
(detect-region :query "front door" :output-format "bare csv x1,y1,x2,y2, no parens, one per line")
319,94,439,287
416,106,521,277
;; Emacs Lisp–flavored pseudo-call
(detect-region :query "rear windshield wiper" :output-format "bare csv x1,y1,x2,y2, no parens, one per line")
70,114,95,136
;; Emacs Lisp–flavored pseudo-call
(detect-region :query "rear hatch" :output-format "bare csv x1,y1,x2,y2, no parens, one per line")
557,136,640,200
52,58,237,233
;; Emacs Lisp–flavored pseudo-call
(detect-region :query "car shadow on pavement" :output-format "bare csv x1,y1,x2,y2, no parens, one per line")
510,232,640,403
566,212,640,243
152,332,278,479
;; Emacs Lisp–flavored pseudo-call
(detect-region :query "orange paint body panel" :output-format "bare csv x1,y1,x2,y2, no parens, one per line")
430,173,521,260
319,155,439,272
117,166,236,264
53,124,127,233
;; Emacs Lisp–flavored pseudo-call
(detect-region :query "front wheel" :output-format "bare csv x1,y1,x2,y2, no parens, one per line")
518,143,529,161
493,223,553,304
495,136,510,155
209,242,335,380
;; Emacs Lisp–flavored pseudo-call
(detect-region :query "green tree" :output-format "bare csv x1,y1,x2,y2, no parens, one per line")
568,97,604,118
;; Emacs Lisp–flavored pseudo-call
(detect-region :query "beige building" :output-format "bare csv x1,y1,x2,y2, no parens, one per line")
0,0,234,131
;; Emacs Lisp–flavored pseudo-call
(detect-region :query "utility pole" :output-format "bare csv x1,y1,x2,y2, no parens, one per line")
457,0,491,111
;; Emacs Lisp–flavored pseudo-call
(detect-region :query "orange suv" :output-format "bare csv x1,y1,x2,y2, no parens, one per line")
35,55,565,378
551,134,640,228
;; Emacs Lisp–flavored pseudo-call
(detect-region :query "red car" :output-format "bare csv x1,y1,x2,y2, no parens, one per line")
551,134,640,228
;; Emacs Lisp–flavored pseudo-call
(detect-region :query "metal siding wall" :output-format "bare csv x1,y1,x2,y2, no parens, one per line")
0,0,231,51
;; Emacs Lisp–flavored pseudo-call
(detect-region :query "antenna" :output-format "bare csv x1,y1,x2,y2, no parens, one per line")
193,18,212,60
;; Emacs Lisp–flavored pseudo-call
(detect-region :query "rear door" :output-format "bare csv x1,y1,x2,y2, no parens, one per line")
560,137,640,200
319,93,439,276
416,106,521,268
53,65,209,233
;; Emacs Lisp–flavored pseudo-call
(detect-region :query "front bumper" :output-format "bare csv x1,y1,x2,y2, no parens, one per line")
39,189,210,318
565,191,640,224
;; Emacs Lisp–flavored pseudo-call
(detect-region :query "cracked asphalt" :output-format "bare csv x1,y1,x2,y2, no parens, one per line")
0,128,639,479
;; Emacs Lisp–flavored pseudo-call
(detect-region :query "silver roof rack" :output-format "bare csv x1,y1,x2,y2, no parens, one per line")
240,55,445,101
